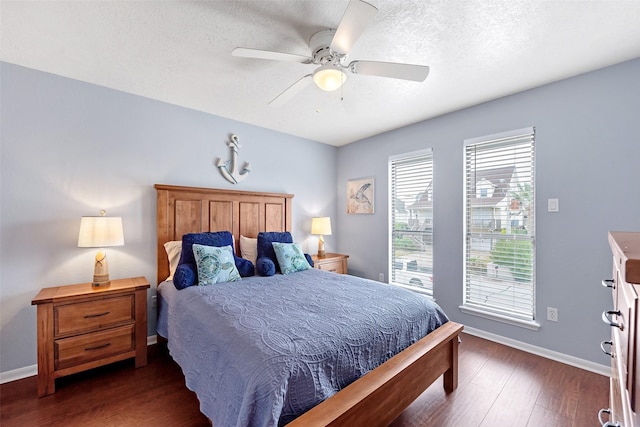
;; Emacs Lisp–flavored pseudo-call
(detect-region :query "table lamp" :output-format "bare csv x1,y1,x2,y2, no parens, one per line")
311,217,332,258
78,210,124,287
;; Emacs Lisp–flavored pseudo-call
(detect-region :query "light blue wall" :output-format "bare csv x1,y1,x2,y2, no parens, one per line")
336,58,640,365
0,62,338,373
2,59,638,376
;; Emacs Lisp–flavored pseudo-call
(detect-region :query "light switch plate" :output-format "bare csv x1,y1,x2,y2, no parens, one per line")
548,198,559,212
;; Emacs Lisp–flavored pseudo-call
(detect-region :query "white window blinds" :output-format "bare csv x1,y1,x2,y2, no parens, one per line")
389,149,434,296
463,128,536,322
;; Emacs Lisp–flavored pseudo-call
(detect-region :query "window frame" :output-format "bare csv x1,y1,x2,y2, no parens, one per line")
460,127,539,330
388,148,434,297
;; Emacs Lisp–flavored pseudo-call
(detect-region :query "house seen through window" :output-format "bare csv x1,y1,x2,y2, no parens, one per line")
389,149,434,297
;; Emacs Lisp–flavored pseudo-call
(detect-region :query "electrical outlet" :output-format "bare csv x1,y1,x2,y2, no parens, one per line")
152,295,157,309
547,307,558,322
379,273,384,282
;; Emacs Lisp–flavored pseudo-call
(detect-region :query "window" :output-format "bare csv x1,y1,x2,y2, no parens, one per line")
389,149,433,296
462,127,537,328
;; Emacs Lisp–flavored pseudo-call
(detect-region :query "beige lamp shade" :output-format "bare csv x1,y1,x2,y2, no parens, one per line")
78,214,124,287
311,217,332,236
311,217,332,258
78,216,124,247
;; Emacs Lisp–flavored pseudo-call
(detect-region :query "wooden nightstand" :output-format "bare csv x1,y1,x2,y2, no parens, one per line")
31,276,150,397
312,253,349,274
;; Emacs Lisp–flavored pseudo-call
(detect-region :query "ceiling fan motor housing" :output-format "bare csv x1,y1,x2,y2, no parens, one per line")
309,30,340,65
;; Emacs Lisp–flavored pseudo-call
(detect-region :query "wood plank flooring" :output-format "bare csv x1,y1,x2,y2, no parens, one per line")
0,333,609,426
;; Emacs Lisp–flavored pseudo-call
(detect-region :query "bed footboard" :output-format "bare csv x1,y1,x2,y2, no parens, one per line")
288,321,463,427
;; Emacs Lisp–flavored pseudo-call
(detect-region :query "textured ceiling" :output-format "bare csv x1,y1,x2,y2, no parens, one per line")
2,0,640,146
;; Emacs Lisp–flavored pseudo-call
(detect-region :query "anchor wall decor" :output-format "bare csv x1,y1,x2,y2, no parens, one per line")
216,134,251,184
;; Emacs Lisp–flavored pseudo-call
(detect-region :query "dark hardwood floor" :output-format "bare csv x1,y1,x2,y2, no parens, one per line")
0,333,609,426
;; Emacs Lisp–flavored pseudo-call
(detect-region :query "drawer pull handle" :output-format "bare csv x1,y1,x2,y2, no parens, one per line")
602,310,623,330
600,340,614,358
602,279,615,289
84,343,111,351
598,408,621,426
84,311,110,319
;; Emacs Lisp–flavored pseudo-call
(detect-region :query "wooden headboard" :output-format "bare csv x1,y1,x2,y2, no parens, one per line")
155,184,293,284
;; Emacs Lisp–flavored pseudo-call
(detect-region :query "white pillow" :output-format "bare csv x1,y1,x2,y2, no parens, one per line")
163,240,182,281
240,235,258,266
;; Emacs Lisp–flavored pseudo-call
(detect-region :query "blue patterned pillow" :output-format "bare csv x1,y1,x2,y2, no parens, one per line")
192,244,241,285
272,242,311,275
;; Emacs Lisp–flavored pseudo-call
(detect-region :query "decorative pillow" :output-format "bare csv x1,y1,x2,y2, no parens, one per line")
304,254,314,268
173,263,197,290
163,240,182,281
272,242,311,274
192,244,241,285
235,256,255,278
255,256,275,276
240,235,258,265
177,232,254,286
178,231,234,266
257,232,293,275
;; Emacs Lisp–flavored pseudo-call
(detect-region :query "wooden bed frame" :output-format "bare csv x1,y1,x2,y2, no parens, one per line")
155,184,463,426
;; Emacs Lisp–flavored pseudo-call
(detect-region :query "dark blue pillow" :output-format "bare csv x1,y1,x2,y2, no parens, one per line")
256,256,276,276
174,263,197,290
305,254,314,268
257,232,293,275
175,231,254,289
178,231,234,266
235,256,255,277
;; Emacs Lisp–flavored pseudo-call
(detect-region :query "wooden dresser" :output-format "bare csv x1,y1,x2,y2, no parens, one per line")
601,232,640,426
311,253,349,274
31,276,150,397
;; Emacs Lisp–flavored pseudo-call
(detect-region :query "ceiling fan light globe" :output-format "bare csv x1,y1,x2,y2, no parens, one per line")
313,65,347,92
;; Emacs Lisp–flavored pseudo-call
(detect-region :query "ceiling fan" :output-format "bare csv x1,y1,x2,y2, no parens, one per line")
232,0,430,107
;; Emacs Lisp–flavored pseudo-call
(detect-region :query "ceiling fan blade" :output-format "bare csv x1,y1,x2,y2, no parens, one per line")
268,74,313,107
330,0,378,55
232,47,312,64
350,61,430,82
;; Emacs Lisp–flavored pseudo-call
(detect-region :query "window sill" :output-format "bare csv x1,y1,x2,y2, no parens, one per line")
459,305,541,331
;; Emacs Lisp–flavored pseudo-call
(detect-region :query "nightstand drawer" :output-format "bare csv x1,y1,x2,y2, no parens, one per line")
317,260,345,274
312,253,349,275
55,324,135,370
55,295,134,336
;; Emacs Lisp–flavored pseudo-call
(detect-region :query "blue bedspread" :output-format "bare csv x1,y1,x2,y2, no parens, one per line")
163,268,449,426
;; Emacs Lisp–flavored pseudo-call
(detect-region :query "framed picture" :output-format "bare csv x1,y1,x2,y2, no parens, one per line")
347,177,374,214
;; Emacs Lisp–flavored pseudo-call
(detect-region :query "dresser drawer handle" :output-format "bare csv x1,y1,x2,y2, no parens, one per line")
84,311,110,319
598,408,621,426
600,340,614,358
602,279,615,289
84,343,111,351
602,310,623,330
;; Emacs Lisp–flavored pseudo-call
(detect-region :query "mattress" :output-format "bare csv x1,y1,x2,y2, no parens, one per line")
157,268,449,426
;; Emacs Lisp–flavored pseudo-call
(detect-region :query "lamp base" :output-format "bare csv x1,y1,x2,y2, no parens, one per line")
317,236,327,258
92,273,111,288
92,280,111,288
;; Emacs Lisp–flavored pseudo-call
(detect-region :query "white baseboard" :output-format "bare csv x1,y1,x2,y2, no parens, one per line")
463,326,611,377
0,335,159,385
0,364,37,385
147,335,157,346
